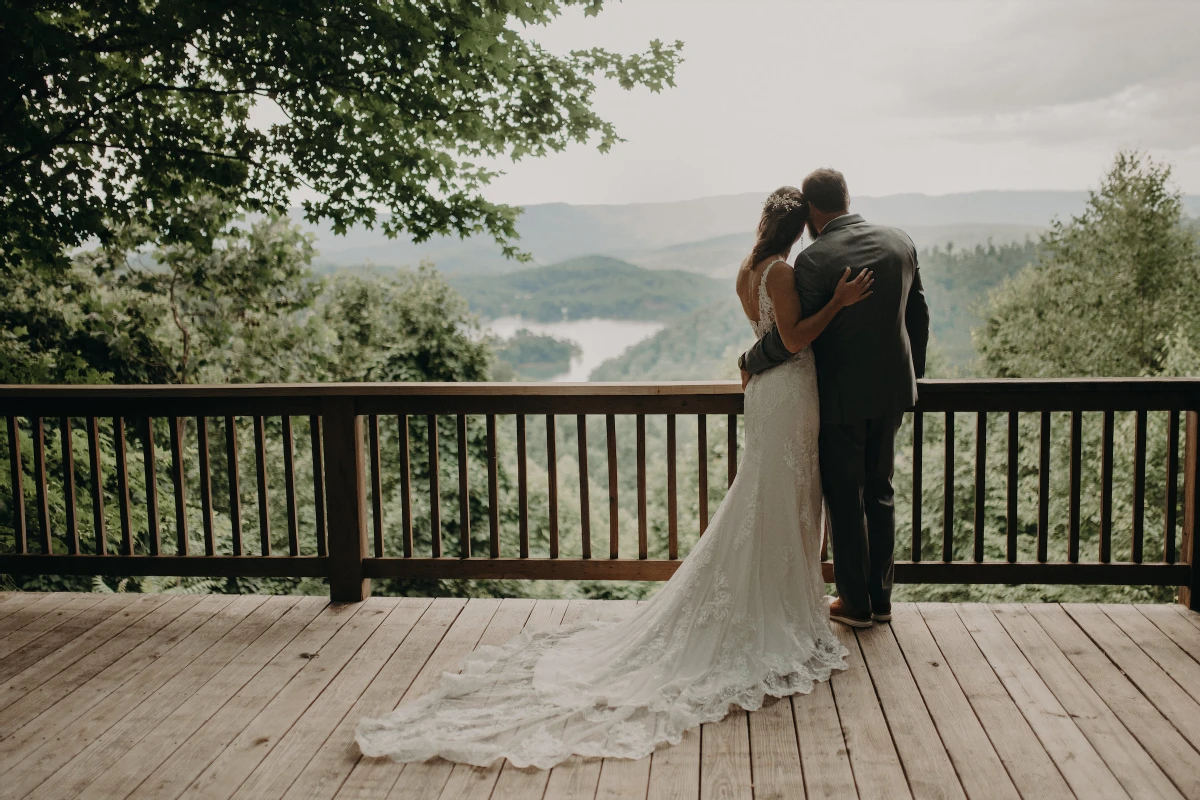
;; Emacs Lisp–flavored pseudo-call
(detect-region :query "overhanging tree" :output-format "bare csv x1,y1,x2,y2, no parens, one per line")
1,0,682,269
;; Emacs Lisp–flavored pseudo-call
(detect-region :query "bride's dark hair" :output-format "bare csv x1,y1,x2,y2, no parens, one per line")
741,186,810,271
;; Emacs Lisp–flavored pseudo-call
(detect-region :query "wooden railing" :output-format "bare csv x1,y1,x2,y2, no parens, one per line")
0,380,1198,607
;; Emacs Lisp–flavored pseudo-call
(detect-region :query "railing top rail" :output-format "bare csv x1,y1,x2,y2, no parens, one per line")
0,378,1197,416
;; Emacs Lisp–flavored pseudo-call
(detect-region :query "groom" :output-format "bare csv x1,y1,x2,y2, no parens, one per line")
738,168,929,628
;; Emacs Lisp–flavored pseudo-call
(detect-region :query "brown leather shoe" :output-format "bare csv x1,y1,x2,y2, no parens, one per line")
828,598,872,628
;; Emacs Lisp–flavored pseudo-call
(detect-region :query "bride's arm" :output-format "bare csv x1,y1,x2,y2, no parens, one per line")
766,265,874,353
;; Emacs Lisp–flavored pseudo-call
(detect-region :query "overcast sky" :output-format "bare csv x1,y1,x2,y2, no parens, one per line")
479,0,1200,206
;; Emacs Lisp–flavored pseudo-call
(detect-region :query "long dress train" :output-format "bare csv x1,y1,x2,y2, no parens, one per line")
356,258,847,769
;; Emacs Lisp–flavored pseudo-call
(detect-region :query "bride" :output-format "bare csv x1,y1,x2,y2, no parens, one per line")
356,186,875,769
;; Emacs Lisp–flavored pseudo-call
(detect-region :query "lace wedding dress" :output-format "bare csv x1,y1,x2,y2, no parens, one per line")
356,258,846,769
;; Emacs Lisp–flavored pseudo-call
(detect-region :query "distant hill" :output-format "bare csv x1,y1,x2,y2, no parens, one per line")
628,223,1045,277
445,256,727,322
302,190,1200,274
588,297,753,381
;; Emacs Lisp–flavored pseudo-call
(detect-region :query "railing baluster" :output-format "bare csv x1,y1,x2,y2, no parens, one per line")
1184,411,1199,609
667,414,678,560
310,415,327,558
458,414,471,559
86,417,104,556
1166,409,1180,563
169,417,188,556
60,417,79,554
253,416,270,557
577,414,590,559
1037,412,1050,564
428,414,441,558
637,414,647,560
943,411,954,562
698,414,709,535
282,416,299,557
1132,409,1147,563
518,414,529,559
225,416,242,556
114,417,133,555
368,415,384,558
398,414,414,558
606,414,618,559
6,417,26,554
1100,409,1114,563
143,417,161,556
198,417,215,556
1007,411,1018,563
974,412,986,563
546,414,558,559
912,411,922,561
727,414,737,487
485,414,499,558
1069,410,1082,563
32,417,51,553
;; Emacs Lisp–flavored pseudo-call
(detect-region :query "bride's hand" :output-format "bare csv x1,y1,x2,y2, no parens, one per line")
833,268,874,308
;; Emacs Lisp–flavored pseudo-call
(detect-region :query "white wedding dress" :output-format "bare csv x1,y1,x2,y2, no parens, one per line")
356,259,847,768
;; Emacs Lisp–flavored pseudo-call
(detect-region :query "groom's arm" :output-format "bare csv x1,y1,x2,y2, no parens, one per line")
906,262,931,379
738,254,828,376
738,326,791,376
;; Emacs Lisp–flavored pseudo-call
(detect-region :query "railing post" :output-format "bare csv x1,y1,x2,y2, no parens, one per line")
1182,410,1199,611
322,396,370,602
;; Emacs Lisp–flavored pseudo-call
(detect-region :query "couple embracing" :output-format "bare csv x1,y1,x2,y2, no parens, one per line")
356,168,931,769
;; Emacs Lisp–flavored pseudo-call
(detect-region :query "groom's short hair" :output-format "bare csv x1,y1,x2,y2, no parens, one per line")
802,169,849,213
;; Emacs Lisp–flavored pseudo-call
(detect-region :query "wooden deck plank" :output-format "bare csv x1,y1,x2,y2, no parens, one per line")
993,604,1182,800
279,598,465,800
0,592,106,661
1098,604,1200,707
856,620,968,800
489,599,572,800
0,592,132,683
699,710,752,800
418,598,539,800
646,727,700,800
1036,604,1200,799
1137,604,1200,666
126,600,364,800
829,623,912,800
0,592,172,715
792,679,855,800
917,605,1072,800
181,598,397,800
79,597,327,800
333,598,497,800
9,594,271,798
588,601,653,800
954,603,1132,800
747,695,804,800
30,596,298,799
0,591,72,637
227,598,427,800
888,605,1017,800
0,594,209,755
540,601,609,800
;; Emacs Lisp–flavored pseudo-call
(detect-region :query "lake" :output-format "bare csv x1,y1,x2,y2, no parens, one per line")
485,317,665,381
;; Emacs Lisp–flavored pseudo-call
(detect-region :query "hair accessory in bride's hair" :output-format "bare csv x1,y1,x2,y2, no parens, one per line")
763,191,807,215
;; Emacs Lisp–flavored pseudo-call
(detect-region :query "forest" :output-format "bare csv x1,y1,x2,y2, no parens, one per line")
3,151,1198,606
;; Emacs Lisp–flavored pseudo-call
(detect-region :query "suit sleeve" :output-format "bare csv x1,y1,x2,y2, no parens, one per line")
738,255,823,376
906,260,931,379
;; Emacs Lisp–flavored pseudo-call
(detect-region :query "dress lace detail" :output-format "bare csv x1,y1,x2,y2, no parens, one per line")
356,257,846,769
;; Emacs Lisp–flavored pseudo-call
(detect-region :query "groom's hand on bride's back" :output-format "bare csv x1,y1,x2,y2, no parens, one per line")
740,369,751,390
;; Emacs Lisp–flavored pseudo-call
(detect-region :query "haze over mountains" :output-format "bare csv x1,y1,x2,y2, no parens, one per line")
306,190,1200,276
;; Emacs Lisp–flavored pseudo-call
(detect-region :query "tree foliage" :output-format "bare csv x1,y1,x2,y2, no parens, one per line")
976,151,1200,378
1,0,682,269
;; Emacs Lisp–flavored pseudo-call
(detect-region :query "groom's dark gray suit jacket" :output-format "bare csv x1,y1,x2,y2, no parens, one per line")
740,214,929,422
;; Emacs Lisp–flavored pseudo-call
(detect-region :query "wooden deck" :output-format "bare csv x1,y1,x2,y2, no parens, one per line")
2,593,1200,799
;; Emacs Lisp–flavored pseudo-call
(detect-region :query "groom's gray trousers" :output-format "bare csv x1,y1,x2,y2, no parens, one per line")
819,412,904,617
